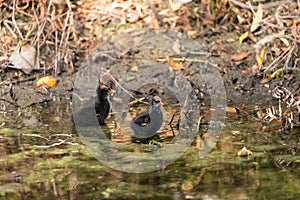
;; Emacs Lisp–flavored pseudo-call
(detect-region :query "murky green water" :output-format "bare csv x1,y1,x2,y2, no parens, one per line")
1,100,300,200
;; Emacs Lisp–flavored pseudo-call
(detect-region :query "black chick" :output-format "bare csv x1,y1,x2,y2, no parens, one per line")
95,84,114,125
130,96,164,139
73,84,114,126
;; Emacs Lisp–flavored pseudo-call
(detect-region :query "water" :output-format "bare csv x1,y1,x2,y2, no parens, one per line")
1,100,300,199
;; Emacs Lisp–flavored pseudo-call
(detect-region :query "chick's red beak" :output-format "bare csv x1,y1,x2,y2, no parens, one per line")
157,100,164,106
107,88,115,95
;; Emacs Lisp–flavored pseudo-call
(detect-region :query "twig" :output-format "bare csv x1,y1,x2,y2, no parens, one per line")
21,133,49,141
283,43,296,69
36,139,66,148
49,134,73,139
156,57,221,71
72,92,84,102
146,0,164,27
12,0,24,40
67,0,79,46
235,106,260,121
0,76,38,87
3,20,18,39
0,98,19,107
52,177,58,196
60,10,71,49
103,69,150,105
263,44,294,73
197,116,203,132
229,0,294,10
32,0,53,47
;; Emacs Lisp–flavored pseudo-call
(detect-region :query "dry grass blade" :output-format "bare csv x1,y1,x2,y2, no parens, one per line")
12,0,24,40
263,44,295,74
103,69,150,105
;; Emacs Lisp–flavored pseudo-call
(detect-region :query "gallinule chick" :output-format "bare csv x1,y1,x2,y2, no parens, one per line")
130,96,164,140
95,84,114,125
73,84,114,126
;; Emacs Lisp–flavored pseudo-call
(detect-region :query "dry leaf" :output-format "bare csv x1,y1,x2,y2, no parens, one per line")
225,106,237,114
280,38,289,46
242,65,259,75
131,66,139,72
169,0,192,11
260,68,283,83
271,44,281,56
226,38,235,43
250,3,263,32
36,76,57,89
291,22,298,38
248,32,257,43
168,109,177,115
187,30,198,38
181,168,206,191
237,146,252,157
126,76,135,81
239,32,249,43
181,181,193,191
9,44,39,74
256,47,265,69
168,57,185,71
231,51,251,61
237,15,246,24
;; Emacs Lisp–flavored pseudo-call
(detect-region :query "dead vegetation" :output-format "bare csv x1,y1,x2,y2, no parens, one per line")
0,0,299,110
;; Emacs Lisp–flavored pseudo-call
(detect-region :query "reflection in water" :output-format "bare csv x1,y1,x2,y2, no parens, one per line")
1,100,300,199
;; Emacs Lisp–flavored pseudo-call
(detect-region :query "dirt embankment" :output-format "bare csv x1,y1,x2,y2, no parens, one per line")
0,0,299,119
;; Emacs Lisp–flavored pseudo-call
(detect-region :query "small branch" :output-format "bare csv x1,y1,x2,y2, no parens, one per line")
49,134,73,139
72,92,84,102
103,69,150,105
35,139,66,148
0,98,19,107
3,20,18,39
156,56,221,71
263,44,294,73
229,0,294,10
235,106,260,121
147,0,164,27
12,0,24,40
21,133,49,141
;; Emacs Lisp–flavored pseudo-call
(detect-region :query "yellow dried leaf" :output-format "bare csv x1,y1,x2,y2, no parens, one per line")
126,76,135,81
256,56,263,69
256,47,265,69
268,68,283,79
131,66,139,72
280,37,289,46
261,68,283,83
239,32,249,43
36,76,57,89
